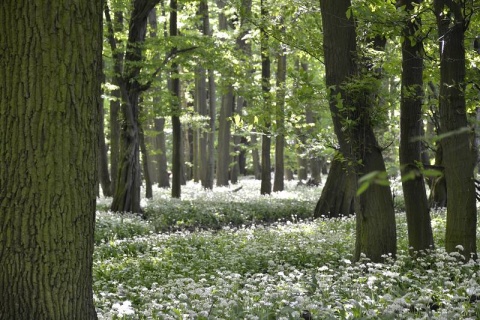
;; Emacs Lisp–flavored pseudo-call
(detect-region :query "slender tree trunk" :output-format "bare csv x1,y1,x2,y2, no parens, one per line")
320,0,396,262
217,90,234,186
206,69,216,189
99,70,113,197
139,125,153,199
260,0,271,195
435,0,477,259
170,0,182,198
109,11,124,196
398,0,434,253
0,1,101,317
273,36,287,192
154,118,170,188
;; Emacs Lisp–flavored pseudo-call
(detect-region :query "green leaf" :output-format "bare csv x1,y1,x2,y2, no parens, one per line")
357,181,370,196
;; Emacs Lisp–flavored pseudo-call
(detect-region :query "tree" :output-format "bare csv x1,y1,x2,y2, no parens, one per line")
107,0,161,212
0,0,102,318
398,0,434,253
434,0,477,259
170,0,182,198
273,28,287,192
319,0,396,262
260,0,272,195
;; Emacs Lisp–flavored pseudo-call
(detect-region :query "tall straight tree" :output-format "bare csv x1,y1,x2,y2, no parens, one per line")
107,0,161,212
216,0,234,187
273,34,287,192
170,0,182,198
434,0,477,259
260,0,272,195
0,0,102,318
398,0,434,253
320,0,396,262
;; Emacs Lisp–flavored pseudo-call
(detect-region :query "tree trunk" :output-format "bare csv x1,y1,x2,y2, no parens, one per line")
273,36,287,192
170,0,182,198
139,125,153,199
260,0,271,195
108,11,124,196
398,0,434,253
314,156,356,218
0,1,101,317
107,0,160,213
435,0,477,259
204,69,216,189
217,90,234,186
154,118,170,188
320,0,396,262
99,71,113,197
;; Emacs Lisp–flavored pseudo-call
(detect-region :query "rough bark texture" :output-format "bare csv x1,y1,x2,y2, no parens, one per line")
0,0,102,318
435,0,477,259
399,0,434,253
320,0,396,262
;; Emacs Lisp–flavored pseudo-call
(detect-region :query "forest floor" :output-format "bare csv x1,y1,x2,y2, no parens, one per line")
94,177,480,319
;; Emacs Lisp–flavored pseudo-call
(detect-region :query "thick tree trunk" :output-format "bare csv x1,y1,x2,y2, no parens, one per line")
435,0,477,259
320,0,396,262
314,156,356,218
399,0,434,253
0,1,101,318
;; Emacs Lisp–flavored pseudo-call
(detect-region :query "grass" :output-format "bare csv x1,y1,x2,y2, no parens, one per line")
94,177,480,319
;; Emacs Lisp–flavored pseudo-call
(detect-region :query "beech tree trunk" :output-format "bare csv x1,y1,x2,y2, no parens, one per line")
435,0,477,259
320,0,396,262
154,118,170,188
273,37,287,192
260,0,271,195
398,0,434,253
99,74,113,197
0,0,101,318
170,0,182,198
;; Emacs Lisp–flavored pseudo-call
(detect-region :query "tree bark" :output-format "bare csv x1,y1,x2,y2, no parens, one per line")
273,36,287,192
154,118,170,188
320,0,396,262
107,0,161,213
0,0,101,317
398,0,434,253
170,0,182,198
260,0,271,195
435,0,477,259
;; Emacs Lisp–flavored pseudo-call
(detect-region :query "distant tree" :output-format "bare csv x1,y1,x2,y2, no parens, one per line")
398,0,434,253
260,0,272,195
0,0,102,317
434,0,477,259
